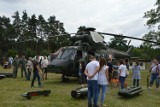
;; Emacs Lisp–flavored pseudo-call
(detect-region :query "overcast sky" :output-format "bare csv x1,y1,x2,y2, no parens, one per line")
0,0,157,46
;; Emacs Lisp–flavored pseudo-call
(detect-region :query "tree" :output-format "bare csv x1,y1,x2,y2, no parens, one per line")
143,0,160,48
0,11,68,56
12,11,21,40
47,16,68,52
108,35,128,51
0,16,13,53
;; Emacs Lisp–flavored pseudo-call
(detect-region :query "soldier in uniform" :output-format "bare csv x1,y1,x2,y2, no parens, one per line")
12,55,19,78
19,55,27,78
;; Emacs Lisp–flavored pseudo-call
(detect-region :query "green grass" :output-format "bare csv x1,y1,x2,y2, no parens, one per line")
0,67,160,107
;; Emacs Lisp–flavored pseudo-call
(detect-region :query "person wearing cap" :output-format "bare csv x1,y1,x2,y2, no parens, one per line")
84,55,99,107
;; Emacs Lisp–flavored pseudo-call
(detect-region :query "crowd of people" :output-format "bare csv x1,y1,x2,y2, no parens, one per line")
1,53,160,107
82,55,160,107
11,55,49,88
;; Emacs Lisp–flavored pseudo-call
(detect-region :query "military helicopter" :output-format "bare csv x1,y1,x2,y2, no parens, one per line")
47,27,160,82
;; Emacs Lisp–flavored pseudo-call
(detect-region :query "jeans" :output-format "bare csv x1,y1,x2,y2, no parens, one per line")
26,69,31,80
98,85,108,105
133,79,139,87
31,71,41,86
79,69,83,84
119,76,125,89
87,80,99,107
150,74,159,88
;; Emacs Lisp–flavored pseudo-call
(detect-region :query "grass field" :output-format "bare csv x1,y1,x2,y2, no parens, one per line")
0,67,160,107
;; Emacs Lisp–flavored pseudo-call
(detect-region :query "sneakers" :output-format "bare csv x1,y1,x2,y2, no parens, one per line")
148,87,152,89
103,104,107,107
31,86,35,88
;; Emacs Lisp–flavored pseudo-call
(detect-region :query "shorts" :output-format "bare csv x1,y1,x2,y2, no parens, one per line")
42,68,47,73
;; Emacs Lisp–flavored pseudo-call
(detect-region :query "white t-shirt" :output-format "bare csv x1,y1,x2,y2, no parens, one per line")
118,64,127,77
86,60,99,80
98,65,109,85
27,60,33,68
41,59,49,68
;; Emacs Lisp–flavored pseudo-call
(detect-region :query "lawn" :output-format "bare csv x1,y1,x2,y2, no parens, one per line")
0,67,160,107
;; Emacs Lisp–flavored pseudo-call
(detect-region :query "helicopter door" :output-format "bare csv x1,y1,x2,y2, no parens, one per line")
76,50,88,63
82,51,88,63
72,51,82,77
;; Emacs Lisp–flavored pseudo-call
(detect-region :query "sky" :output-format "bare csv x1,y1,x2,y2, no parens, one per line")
0,0,157,46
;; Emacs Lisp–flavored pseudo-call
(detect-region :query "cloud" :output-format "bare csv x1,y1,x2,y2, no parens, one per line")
0,0,157,46
1,0,23,3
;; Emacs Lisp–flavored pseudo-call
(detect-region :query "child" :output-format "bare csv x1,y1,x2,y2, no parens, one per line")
111,66,119,87
79,60,86,84
78,62,83,84
132,62,141,87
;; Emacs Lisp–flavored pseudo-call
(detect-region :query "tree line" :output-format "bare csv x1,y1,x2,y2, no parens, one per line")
0,10,70,58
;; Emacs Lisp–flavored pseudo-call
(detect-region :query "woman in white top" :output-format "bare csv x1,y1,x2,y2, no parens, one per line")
118,59,127,89
98,57,109,107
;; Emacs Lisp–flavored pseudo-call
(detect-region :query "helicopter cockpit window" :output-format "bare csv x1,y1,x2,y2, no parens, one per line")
56,50,64,59
56,50,76,59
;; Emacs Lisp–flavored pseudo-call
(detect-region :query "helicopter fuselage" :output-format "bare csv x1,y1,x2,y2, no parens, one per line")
47,45,130,81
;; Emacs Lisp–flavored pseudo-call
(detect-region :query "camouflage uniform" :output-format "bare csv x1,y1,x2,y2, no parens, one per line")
19,57,27,78
12,56,19,78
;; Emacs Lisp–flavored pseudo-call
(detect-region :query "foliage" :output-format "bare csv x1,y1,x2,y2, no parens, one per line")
25,48,36,58
143,0,160,48
131,45,160,60
40,50,50,56
7,49,17,57
108,35,128,51
0,11,70,56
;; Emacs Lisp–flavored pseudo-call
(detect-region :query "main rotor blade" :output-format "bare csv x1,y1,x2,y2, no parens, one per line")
99,32,160,45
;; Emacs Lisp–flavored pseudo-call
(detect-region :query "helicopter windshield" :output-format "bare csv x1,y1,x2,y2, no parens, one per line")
56,49,76,59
